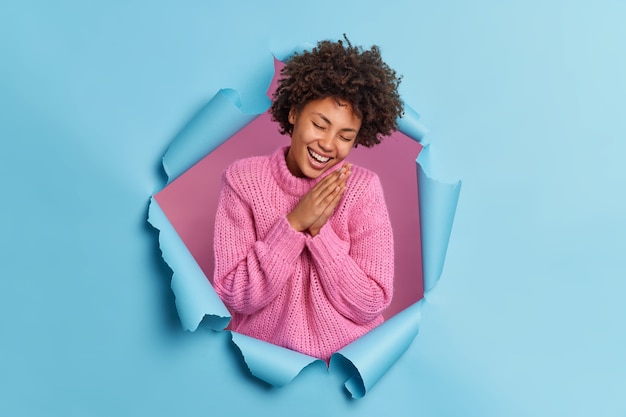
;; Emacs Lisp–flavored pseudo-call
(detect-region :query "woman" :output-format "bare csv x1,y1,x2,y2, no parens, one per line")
213,37,403,361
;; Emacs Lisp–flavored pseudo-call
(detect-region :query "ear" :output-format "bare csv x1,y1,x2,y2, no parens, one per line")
288,108,296,124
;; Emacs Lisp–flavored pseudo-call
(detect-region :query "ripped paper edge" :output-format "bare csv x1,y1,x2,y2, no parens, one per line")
147,61,461,397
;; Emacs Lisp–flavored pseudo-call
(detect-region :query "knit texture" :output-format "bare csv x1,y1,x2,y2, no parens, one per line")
213,147,394,361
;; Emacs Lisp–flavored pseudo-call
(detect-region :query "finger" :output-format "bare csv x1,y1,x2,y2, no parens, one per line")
319,182,346,211
314,164,349,188
312,184,346,231
310,168,347,200
337,165,351,184
338,163,351,179
317,167,351,204
323,164,351,189
325,170,349,198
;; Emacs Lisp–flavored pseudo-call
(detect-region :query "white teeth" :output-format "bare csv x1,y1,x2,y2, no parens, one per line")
308,148,330,163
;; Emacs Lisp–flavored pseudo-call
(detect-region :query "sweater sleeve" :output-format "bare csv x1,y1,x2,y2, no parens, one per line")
305,174,394,324
212,177,306,315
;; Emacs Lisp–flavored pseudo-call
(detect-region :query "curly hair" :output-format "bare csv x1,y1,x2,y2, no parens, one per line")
270,36,403,148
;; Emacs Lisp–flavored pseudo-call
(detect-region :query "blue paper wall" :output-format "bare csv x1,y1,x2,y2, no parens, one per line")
1,1,625,416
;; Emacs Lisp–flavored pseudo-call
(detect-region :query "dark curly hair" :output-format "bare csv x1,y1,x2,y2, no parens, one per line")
270,36,403,148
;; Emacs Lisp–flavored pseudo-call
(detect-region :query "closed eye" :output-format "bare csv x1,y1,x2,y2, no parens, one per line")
312,121,325,130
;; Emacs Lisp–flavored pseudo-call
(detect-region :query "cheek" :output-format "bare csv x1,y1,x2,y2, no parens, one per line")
290,128,308,147
336,142,354,160
294,126,316,144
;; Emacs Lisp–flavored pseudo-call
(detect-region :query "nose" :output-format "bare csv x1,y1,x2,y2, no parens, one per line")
318,133,334,152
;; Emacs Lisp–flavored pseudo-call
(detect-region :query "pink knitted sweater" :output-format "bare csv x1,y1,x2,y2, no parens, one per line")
212,147,394,361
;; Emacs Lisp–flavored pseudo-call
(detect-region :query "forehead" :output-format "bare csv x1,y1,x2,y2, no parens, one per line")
301,97,361,121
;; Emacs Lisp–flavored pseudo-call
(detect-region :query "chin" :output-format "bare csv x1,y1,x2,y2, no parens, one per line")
305,164,336,179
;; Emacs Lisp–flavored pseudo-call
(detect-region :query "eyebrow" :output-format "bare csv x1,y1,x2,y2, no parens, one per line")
313,112,359,132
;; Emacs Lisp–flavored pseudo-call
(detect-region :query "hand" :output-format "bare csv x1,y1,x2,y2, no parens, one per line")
287,164,351,236
308,167,350,236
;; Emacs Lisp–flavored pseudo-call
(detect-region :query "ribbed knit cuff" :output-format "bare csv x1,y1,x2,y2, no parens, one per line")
263,216,307,263
306,223,350,264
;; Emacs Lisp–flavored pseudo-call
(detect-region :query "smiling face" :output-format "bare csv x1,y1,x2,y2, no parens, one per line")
285,96,362,179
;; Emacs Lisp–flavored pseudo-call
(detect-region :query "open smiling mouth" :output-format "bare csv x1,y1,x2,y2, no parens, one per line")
308,148,332,164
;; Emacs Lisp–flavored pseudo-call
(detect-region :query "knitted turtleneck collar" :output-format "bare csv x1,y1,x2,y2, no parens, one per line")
270,146,343,196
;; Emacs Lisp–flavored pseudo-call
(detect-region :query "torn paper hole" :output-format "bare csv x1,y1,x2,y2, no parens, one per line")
147,58,461,397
